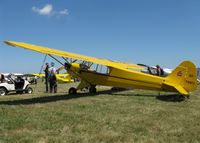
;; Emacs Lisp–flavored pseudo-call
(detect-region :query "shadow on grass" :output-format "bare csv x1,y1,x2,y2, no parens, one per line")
0,90,185,105
0,90,116,105
156,94,186,102
111,92,186,102
110,93,157,97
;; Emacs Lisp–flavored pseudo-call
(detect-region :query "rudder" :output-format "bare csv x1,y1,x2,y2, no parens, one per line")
166,61,197,94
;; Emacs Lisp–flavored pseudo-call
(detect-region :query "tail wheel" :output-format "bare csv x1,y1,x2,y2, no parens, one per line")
89,86,96,93
68,87,77,95
26,87,33,94
0,88,7,96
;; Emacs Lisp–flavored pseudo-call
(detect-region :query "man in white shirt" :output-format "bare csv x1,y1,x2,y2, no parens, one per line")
49,62,57,93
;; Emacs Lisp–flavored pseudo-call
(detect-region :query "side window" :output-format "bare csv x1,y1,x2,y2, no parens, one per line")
97,65,109,74
88,64,110,74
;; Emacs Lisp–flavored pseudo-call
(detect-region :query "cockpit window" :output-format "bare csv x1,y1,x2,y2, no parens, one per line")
81,62,110,75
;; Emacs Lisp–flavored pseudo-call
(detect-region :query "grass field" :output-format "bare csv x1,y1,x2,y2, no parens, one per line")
0,81,200,143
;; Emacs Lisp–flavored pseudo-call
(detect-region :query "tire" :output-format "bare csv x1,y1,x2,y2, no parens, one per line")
26,87,33,94
0,88,7,96
68,87,77,95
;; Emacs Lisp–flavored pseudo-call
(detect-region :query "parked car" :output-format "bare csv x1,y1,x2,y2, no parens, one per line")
0,74,33,96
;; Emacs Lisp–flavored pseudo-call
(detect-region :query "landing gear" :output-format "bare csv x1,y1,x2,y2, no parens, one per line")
89,86,96,93
68,87,77,95
68,85,96,95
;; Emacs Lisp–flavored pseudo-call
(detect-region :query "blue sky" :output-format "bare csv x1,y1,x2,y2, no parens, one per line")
0,0,200,73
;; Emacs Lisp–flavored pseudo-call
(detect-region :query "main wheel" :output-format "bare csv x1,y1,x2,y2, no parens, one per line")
89,86,96,93
26,87,33,94
68,87,77,95
0,88,7,96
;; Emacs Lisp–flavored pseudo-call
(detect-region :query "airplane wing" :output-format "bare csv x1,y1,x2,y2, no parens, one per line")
5,41,143,70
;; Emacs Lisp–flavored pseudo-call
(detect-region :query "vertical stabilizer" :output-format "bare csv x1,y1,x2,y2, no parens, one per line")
166,61,197,94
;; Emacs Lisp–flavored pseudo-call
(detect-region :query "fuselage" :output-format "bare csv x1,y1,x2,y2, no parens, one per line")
68,63,170,92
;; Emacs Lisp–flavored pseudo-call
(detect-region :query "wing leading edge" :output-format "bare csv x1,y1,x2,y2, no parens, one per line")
4,41,143,70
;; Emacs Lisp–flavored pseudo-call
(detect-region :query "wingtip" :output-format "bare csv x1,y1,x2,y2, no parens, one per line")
4,41,16,47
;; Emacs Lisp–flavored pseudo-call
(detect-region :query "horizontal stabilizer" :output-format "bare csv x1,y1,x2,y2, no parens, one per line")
163,82,188,95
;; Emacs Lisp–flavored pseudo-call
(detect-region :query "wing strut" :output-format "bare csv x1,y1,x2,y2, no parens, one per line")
39,54,47,74
48,54,64,66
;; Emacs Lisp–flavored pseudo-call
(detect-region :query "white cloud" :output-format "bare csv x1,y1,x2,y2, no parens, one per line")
32,4,69,17
59,9,69,15
32,4,53,16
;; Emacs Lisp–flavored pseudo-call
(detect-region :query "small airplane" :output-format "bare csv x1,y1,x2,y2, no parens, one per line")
4,41,197,97
33,73,73,83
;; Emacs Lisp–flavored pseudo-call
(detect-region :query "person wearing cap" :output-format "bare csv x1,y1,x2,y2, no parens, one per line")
43,63,50,93
49,62,57,93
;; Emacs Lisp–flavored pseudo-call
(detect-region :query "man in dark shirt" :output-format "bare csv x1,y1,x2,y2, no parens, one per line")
0,74,5,83
44,63,49,93
156,65,164,76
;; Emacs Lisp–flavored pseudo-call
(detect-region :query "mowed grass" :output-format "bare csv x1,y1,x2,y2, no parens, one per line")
0,81,200,143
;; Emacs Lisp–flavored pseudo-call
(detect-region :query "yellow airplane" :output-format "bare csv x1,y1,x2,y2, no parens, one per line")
4,41,197,97
33,73,73,83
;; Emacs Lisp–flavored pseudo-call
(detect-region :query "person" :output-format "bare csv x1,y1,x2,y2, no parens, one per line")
49,62,57,93
34,76,37,84
0,74,5,83
156,65,164,76
43,63,50,93
156,65,161,76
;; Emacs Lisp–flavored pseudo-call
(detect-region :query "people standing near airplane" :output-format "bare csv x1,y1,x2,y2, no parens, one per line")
0,74,5,83
43,63,50,93
49,62,57,93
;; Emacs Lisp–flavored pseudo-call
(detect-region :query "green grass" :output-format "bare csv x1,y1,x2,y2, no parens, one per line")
0,81,200,143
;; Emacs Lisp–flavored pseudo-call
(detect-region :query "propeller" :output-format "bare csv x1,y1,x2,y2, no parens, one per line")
64,62,71,70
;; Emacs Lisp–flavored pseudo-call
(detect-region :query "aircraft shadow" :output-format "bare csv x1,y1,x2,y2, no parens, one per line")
111,92,186,102
0,90,116,105
156,94,186,102
0,90,185,105
110,93,157,97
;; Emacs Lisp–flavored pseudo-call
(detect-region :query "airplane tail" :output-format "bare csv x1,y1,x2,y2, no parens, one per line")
164,61,197,95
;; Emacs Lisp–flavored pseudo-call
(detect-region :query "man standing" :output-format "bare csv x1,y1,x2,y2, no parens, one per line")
44,63,49,93
49,62,57,93
0,74,5,83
